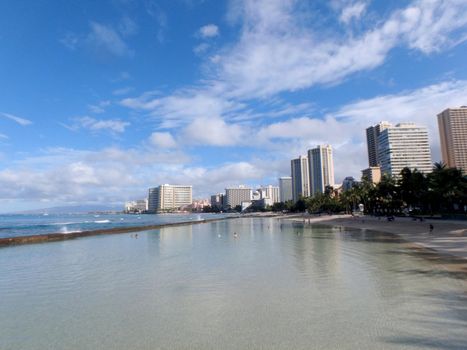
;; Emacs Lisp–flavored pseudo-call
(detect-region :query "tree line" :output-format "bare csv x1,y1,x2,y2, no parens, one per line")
272,163,467,217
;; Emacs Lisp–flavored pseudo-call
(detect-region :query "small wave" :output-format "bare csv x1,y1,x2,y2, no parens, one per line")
59,226,82,234
94,220,111,224
51,222,81,226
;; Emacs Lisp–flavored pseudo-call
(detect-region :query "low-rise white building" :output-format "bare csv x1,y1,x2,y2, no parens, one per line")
124,199,148,213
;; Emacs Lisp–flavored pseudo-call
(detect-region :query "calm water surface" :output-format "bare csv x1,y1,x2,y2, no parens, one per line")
1,218,466,349
0,213,229,238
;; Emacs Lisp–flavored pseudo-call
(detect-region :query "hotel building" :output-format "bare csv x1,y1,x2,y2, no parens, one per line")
278,176,293,202
378,123,432,177
148,184,193,212
291,156,310,202
258,185,280,204
437,106,467,173
366,121,391,167
361,166,382,184
308,145,335,196
225,186,252,208
210,193,224,210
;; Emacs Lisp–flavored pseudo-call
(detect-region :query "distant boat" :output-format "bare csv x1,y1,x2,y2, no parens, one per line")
43,213,49,216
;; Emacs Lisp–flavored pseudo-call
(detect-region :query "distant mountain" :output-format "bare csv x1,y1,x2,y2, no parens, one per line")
14,204,123,214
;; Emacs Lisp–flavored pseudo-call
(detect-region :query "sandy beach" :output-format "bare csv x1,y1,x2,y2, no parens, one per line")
282,214,467,265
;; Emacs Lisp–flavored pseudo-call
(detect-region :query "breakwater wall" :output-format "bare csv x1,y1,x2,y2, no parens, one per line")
0,216,242,248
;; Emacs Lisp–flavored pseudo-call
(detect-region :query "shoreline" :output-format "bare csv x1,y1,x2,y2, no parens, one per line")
0,212,285,248
281,214,467,262
0,216,244,248
2,212,466,265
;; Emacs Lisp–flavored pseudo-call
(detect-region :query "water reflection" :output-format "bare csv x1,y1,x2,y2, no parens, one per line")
0,217,466,350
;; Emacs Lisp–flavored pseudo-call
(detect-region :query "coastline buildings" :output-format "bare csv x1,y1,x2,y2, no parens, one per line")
188,199,210,212
210,193,224,210
308,145,335,196
437,106,467,173
362,122,391,184
258,185,280,204
361,166,382,184
366,122,391,167
225,186,252,209
342,176,358,192
279,176,293,202
124,199,148,213
291,156,310,202
148,184,193,212
378,123,432,176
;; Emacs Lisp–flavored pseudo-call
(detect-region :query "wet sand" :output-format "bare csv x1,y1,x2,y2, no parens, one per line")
283,214,467,265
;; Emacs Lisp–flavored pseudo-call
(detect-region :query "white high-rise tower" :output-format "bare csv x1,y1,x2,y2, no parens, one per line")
378,123,432,177
308,145,335,196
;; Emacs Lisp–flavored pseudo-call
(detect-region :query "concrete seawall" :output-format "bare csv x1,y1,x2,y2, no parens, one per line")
0,216,241,248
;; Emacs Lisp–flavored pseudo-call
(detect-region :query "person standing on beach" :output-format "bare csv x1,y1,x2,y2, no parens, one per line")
429,224,434,233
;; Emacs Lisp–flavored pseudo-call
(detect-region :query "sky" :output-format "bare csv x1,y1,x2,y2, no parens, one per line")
1,0,467,212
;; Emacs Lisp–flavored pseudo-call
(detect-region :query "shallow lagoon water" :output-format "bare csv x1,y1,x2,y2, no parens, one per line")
1,218,466,349
0,213,228,238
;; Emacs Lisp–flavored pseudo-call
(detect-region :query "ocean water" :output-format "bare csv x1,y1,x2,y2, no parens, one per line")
0,212,229,238
1,217,466,349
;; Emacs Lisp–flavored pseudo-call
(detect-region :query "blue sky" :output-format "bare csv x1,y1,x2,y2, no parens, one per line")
1,0,467,212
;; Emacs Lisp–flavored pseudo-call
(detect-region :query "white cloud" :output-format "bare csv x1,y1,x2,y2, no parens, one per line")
149,132,177,148
72,116,130,134
0,144,274,205
88,100,111,114
112,87,134,96
182,117,246,146
193,43,210,55
216,0,467,98
121,90,243,128
199,24,219,38
339,2,367,24
87,22,133,57
0,112,33,126
0,133,8,140
118,17,138,37
59,33,80,50
255,79,467,182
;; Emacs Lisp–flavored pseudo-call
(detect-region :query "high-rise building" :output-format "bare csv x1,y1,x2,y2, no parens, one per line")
258,185,280,204
378,123,432,177
210,193,224,210
148,184,192,212
291,156,310,202
437,106,467,173
278,176,293,202
361,166,382,184
308,145,335,196
225,186,252,208
366,121,391,167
